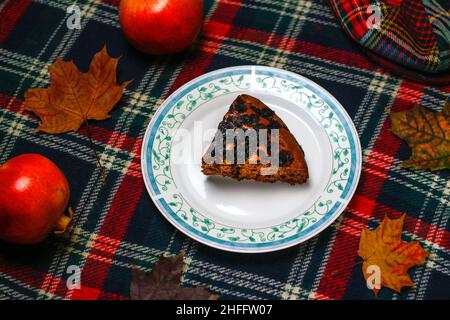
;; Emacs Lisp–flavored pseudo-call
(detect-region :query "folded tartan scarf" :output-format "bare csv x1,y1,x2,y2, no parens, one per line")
328,0,450,81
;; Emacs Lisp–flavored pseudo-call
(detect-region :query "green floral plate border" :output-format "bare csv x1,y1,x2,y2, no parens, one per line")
141,66,362,253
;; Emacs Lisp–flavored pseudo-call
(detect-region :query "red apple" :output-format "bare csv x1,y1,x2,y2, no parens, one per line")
0,154,71,244
119,0,204,55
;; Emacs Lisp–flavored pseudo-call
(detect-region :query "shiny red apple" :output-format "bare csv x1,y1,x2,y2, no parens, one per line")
0,154,71,244
119,0,204,55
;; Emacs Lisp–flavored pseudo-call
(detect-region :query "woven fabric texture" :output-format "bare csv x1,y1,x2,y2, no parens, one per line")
328,0,450,74
0,0,449,300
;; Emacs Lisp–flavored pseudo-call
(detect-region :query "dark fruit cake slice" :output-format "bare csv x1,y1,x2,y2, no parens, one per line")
202,94,308,185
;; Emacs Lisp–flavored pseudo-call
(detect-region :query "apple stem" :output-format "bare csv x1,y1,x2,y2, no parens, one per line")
53,207,74,237
84,118,107,184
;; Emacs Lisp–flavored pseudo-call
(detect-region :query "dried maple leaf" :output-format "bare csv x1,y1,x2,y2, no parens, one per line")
130,252,219,300
358,215,428,295
390,100,449,171
24,46,130,134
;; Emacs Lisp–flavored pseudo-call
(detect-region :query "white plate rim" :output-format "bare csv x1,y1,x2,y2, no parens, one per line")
141,65,362,253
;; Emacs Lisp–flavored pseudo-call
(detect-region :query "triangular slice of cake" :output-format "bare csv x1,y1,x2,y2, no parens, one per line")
202,94,308,185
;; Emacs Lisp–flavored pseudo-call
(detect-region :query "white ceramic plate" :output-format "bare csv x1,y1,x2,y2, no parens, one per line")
142,66,362,253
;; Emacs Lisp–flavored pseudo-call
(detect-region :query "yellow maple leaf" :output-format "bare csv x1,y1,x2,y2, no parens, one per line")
358,215,428,295
25,46,131,134
390,100,449,171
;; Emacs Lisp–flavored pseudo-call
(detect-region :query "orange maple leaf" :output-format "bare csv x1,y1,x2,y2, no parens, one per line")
358,215,428,295
24,46,131,134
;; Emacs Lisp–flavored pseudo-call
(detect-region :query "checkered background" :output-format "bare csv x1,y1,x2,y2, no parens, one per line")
0,0,449,300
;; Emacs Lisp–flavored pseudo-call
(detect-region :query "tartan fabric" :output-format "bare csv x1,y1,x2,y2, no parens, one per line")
0,0,449,300
328,0,450,74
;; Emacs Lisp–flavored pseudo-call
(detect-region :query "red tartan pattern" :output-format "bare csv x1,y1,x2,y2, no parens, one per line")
316,80,425,299
328,0,450,74
0,0,31,44
0,0,449,300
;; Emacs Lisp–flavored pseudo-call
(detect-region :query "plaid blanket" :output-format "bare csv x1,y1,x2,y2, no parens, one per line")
0,0,449,300
328,0,450,75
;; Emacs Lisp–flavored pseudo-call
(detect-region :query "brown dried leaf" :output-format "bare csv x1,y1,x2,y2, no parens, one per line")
24,46,130,134
390,100,450,171
130,252,219,300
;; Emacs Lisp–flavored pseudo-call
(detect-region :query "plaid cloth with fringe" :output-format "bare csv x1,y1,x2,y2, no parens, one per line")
328,0,450,75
